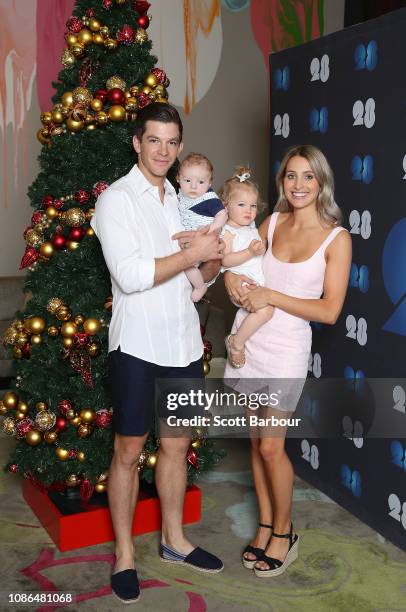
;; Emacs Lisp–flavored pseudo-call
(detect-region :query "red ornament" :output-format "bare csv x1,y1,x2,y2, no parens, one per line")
187,448,198,468
137,14,150,29
95,409,112,428
42,195,54,208
86,8,95,17
74,333,89,346
58,400,72,416
133,1,150,14
94,89,108,102
92,181,109,199
16,418,34,438
55,416,67,432
151,68,166,84
23,226,31,239
107,88,124,105
68,449,77,458
117,24,135,45
203,340,212,353
69,227,84,241
31,211,42,225
66,16,84,33
22,342,31,358
102,0,113,9
8,464,18,473
20,247,39,270
52,234,66,250
74,189,91,204
137,92,151,108
53,199,63,210
80,478,95,504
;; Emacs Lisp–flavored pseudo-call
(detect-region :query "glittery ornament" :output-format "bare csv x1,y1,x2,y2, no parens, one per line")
2,417,17,436
16,418,34,439
92,181,109,199
58,400,73,415
95,408,112,428
74,189,91,204
47,297,64,314
62,208,86,227
137,92,150,108
66,16,84,33
117,24,135,45
106,75,127,91
72,87,93,107
8,463,18,473
135,28,148,44
151,67,166,84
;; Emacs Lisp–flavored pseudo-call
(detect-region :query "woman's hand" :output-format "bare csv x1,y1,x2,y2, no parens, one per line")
241,287,272,312
224,271,256,306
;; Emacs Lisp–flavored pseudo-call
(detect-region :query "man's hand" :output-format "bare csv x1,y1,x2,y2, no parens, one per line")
248,239,266,257
172,226,223,265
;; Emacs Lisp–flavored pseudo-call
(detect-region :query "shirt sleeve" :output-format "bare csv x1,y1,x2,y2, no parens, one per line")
190,196,224,218
91,188,155,294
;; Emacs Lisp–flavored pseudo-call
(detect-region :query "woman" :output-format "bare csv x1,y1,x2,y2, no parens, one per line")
223,145,352,577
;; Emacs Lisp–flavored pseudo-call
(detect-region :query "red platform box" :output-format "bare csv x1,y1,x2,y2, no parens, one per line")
23,479,201,552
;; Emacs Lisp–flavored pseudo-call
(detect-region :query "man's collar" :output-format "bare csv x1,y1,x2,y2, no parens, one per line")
130,164,176,195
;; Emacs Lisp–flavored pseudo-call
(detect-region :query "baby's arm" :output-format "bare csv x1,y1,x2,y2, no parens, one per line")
222,232,265,268
208,208,228,233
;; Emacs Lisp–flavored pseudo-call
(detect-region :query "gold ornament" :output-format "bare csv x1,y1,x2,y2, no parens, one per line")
155,85,167,98
96,111,109,125
106,75,127,91
25,316,46,334
56,447,69,460
37,129,51,145
92,32,104,44
191,439,201,449
86,227,95,237
66,117,84,132
66,474,81,487
71,106,87,122
40,242,54,258
60,321,78,338
66,240,80,250
90,98,103,112
47,326,59,337
2,326,18,346
86,208,95,220
100,25,110,37
83,318,101,335
70,415,82,427
36,402,47,411
203,359,210,375
66,408,76,420
31,334,42,346
74,314,85,325
108,105,126,122
18,401,29,414
63,208,86,227
85,113,95,126
63,337,74,348
77,28,93,45
2,417,16,435
51,126,64,137
125,97,138,112
61,91,74,107
65,33,78,46
104,38,118,50
14,321,24,331
47,297,63,314
0,402,8,416
144,74,158,89
15,332,29,348
87,342,101,357
97,472,108,482
61,49,75,68
72,87,93,107
146,453,157,468
78,423,92,438
13,347,23,359
44,430,58,444
26,229,43,247
71,42,85,57
26,430,42,446
129,85,140,97
77,451,85,461
40,112,53,125
116,0,127,4
89,18,101,31
80,408,96,424
95,482,106,493
45,206,59,220
142,85,152,95
51,109,64,124
3,391,18,410
135,28,148,44
56,306,70,321
15,411,26,420
35,410,56,431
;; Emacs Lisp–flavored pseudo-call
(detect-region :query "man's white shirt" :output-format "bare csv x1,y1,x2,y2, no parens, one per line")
91,164,203,366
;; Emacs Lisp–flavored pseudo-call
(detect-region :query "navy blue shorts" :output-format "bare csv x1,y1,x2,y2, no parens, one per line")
108,348,205,436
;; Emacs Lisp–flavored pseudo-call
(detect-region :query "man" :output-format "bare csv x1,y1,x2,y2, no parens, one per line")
91,103,224,604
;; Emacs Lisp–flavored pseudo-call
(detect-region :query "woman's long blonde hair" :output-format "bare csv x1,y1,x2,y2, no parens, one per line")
275,145,342,226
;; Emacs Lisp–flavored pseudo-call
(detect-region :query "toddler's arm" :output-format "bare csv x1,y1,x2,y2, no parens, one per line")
222,233,265,268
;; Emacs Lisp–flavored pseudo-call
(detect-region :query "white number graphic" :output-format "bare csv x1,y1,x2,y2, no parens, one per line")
352,98,375,128
393,385,406,414
342,416,364,448
274,113,290,138
349,210,372,239
346,315,367,346
301,439,319,469
388,493,406,530
308,352,322,378
310,54,330,82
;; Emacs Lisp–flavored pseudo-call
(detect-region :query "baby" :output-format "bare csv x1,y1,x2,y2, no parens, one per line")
221,167,274,368
177,153,228,301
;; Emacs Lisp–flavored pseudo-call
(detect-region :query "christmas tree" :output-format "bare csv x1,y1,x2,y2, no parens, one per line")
1,0,222,502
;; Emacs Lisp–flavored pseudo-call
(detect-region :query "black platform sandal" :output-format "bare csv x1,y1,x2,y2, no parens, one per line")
242,522,272,569
254,523,299,577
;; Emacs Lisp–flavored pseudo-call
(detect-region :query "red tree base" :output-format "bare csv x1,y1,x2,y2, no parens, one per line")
23,479,201,552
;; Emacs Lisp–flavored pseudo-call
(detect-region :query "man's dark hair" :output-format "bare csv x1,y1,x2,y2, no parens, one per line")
132,102,183,142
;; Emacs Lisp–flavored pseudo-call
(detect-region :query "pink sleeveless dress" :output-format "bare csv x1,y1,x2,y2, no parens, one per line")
224,212,346,410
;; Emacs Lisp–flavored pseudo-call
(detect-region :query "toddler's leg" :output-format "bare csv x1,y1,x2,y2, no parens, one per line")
185,267,207,302
233,306,274,350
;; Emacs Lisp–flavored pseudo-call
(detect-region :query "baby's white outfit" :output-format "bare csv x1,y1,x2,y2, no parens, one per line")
223,223,264,285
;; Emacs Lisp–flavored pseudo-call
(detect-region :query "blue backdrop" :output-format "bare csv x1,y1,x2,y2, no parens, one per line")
269,8,406,550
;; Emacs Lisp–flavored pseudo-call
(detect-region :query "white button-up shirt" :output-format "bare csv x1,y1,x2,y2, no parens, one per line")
91,164,203,366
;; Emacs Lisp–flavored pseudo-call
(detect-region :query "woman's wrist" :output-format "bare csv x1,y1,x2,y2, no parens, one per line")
267,288,275,306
